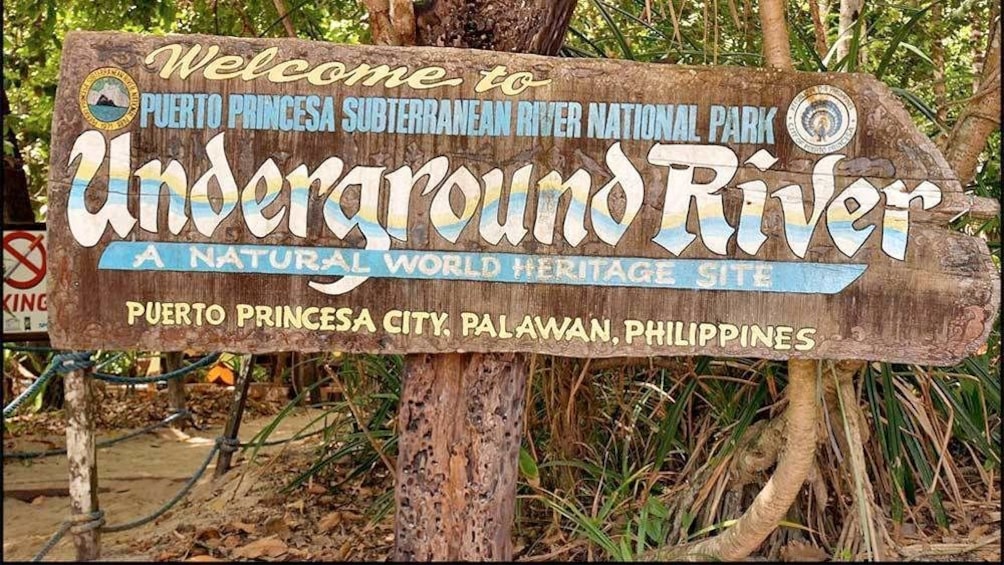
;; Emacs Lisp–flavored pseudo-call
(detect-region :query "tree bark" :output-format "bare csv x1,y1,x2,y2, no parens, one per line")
382,1,578,560
2,89,35,224
394,353,528,560
944,20,1000,186
809,0,830,60
835,0,864,65
414,0,577,55
759,0,793,69
931,4,948,127
65,365,101,561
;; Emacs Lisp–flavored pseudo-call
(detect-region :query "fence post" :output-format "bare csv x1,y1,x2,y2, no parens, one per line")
64,361,100,561
215,354,253,478
291,352,321,405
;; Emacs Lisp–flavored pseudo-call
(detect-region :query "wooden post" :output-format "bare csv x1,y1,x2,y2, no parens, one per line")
214,354,253,479
64,363,100,561
389,2,576,561
394,353,528,561
164,352,186,425
292,352,321,405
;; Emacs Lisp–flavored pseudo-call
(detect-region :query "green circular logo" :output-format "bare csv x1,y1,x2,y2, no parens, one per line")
79,68,139,130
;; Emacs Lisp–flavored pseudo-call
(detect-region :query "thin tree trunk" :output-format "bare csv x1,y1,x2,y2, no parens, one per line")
835,0,864,65
971,13,985,93
642,359,819,561
2,89,35,224
271,0,297,38
760,0,793,69
809,0,830,60
945,20,1000,186
931,4,948,127
642,4,827,561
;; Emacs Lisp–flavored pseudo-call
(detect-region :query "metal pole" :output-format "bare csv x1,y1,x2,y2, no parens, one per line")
214,354,253,478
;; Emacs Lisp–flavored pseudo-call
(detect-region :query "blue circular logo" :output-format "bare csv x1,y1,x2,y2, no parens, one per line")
786,85,857,154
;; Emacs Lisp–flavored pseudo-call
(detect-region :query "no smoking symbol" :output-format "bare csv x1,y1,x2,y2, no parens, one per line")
3,232,46,290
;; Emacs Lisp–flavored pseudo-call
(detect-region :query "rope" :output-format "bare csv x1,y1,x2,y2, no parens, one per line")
56,352,95,373
4,364,59,418
100,437,221,533
3,352,92,418
30,521,71,562
30,511,104,562
90,353,221,384
70,510,107,534
218,436,241,453
3,411,192,460
5,351,220,417
25,426,328,559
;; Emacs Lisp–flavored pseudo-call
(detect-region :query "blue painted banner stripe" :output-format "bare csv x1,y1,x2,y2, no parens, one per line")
98,241,866,294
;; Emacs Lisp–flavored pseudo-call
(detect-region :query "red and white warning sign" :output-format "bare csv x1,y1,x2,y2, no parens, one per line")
3,228,48,335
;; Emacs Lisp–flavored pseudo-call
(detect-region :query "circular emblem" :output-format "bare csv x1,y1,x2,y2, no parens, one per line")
786,85,857,154
78,68,139,130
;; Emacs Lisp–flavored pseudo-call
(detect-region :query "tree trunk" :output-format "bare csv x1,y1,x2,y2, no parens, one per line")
414,0,576,55
378,1,578,560
641,3,827,561
835,0,864,65
759,0,793,69
931,4,948,127
395,352,528,560
809,0,830,60
2,89,35,224
945,20,1000,186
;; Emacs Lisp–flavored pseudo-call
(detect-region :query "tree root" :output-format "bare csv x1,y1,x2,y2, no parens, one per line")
641,359,820,561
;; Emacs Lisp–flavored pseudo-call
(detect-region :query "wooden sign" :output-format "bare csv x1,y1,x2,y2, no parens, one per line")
46,31,998,364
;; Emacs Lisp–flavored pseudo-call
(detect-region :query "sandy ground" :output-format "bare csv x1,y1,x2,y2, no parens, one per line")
3,409,328,561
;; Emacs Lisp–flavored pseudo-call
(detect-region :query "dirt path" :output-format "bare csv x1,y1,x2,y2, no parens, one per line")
3,408,330,561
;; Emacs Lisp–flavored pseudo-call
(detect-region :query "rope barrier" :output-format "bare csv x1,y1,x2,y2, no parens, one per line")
29,510,106,562
30,521,72,562
3,352,219,418
3,411,192,460
3,352,92,418
10,349,325,561
101,437,222,533
91,353,221,384
3,364,59,418
26,425,328,560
